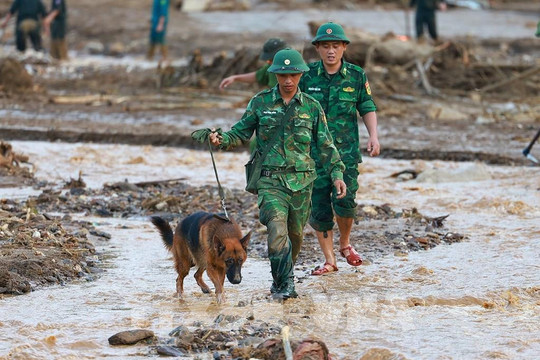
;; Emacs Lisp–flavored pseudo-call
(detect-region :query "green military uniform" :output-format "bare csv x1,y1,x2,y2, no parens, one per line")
255,63,278,88
299,60,376,232
410,0,445,40
217,49,344,299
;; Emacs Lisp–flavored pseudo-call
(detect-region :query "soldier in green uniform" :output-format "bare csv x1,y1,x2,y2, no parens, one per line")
299,22,380,275
208,48,346,300
410,0,447,41
219,38,287,90
43,0,68,60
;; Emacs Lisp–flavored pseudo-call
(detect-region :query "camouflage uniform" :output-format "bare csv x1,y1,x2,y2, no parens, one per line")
299,60,376,232
219,85,345,298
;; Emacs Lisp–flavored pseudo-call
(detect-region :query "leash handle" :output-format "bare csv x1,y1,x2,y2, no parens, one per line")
207,136,230,221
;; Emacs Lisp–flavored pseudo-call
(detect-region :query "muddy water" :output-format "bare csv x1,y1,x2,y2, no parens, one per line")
1,141,539,359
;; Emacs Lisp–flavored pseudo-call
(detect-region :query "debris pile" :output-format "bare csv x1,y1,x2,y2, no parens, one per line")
0,141,33,180
0,58,33,93
0,198,107,295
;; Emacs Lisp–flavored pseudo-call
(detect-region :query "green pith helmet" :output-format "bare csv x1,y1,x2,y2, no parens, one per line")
267,48,309,74
311,22,350,45
260,38,287,61
536,21,540,37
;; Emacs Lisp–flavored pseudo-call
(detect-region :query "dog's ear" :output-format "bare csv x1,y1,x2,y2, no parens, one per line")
240,231,251,251
213,235,225,256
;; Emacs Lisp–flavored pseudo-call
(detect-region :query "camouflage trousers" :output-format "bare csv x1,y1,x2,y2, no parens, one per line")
257,176,312,292
309,162,359,232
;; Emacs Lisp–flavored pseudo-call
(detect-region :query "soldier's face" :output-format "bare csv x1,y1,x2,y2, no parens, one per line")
276,73,302,96
315,41,347,67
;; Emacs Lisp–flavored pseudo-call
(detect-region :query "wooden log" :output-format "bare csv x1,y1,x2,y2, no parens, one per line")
478,66,540,93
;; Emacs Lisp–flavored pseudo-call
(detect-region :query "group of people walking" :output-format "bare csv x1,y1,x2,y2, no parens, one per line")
1,0,68,60
209,22,380,300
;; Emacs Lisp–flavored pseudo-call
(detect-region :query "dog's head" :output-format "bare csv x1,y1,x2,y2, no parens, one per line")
214,230,251,285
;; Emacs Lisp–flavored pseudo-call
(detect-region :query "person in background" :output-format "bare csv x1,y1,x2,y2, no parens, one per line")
299,22,380,276
1,0,47,53
43,0,68,60
219,38,288,90
207,48,346,300
409,0,447,42
147,0,169,63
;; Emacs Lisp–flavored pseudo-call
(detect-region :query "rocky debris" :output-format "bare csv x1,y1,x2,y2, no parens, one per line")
23,176,465,271
108,329,155,345
0,198,108,295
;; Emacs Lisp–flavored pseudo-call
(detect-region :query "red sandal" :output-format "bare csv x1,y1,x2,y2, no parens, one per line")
340,245,363,266
311,262,338,276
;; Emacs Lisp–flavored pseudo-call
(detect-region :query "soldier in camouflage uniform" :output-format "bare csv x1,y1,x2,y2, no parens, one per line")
299,22,380,276
209,48,346,300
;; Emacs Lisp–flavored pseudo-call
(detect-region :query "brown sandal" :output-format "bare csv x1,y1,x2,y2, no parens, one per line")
340,245,363,266
311,262,338,276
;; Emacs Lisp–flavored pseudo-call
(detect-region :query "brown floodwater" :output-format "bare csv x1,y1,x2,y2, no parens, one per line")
0,141,538,359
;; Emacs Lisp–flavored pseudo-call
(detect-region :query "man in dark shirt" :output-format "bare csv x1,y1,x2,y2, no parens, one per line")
1,0,47,52
43,0,68,60
410,0,447,41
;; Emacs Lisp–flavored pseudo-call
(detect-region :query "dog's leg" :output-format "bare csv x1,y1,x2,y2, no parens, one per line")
175,275,184,299
207,266,226,304
194,267,211,294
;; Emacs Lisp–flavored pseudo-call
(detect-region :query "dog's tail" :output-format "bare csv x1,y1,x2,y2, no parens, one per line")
150,216,174,250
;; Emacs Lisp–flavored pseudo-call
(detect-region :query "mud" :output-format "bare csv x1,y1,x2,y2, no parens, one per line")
0,1,539,358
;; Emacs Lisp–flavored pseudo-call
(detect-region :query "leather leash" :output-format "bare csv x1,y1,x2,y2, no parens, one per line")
207,136,230,221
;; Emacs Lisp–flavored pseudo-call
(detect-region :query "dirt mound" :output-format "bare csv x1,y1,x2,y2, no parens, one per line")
0,58,33,93
0,197,109,295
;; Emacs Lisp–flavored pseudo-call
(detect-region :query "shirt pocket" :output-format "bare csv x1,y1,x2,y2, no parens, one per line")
258,114,280,141
293,118,313,144
338,89,358,115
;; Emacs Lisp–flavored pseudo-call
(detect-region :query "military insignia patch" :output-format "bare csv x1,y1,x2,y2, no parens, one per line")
365,81,372,95
299,113,310,119
326,29,332,34
284,59,291,65
343,87,355,92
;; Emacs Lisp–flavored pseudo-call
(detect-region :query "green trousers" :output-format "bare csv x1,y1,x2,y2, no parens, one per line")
257,176,312,293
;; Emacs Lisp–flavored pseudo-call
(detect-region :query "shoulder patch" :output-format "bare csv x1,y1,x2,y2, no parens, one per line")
365,81,372,96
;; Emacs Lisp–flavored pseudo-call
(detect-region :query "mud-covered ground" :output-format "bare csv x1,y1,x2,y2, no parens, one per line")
0,1,539,358
0,0,537,299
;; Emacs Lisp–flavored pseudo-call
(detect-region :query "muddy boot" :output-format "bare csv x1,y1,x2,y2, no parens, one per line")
272,277,298,301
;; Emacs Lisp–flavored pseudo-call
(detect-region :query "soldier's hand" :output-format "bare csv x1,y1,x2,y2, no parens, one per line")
367,138,380,157
219,76,235,90
209,128,222,146
334,180,347,199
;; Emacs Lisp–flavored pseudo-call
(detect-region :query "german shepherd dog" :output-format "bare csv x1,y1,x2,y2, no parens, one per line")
151,212,251,303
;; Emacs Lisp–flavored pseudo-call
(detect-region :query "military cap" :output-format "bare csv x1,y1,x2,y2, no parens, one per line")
267,48,309,74
260,38,287,61
311,22,350,44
